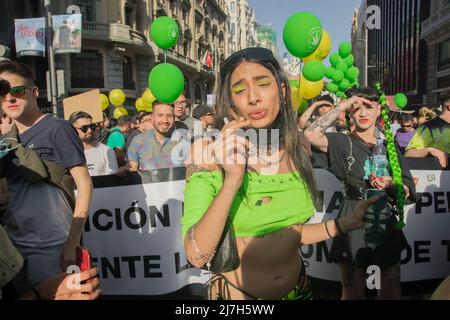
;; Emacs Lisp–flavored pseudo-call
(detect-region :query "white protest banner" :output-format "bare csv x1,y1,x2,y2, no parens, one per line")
302,169,450,283
83,169,208,296
83,167,449,296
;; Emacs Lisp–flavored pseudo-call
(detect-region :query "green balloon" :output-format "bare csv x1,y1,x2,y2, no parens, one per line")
336,61,348,73
346,66,360,81
290,79,299,89
325,66,335,79
336,90,345,98
350,81,359,88
339,42,352,58
283,12,322,58
302,60,326,82
148,63,185,103
329,52,341,67
394,93,408,109
344,54,355,67
327,82,339,93
339,79,350,91
150,16,180,49
332,70,344,83
299,99,309,113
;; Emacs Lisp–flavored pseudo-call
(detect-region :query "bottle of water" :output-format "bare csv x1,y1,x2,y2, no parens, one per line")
372,139,388,178
363,139,389,245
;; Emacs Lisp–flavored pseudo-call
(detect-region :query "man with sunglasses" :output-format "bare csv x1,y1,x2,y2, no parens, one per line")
0,61,92,296
394,113,416,154
69,111,119,176
192,104,215,133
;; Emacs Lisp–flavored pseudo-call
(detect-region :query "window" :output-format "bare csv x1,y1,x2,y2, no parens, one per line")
438,39,450,71
230,2,235,12
73,0,96,21
123,56,135,90
125,5,134,28
231,23,235,35
437,75,450,89
71,50,104,88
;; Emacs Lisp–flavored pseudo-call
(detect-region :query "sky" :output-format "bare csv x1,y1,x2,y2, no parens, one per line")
248,0,362,59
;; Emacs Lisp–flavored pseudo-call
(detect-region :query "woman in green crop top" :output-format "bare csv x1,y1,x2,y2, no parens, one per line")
181,47,378,300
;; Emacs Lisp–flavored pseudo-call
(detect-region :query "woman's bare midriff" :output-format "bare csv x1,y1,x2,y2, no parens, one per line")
211,226,303,300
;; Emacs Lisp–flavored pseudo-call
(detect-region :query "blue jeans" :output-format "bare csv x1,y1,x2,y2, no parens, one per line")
12,244,64,296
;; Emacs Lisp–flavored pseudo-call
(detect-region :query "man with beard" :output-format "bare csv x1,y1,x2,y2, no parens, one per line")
69,111,118,176
127,101,189,171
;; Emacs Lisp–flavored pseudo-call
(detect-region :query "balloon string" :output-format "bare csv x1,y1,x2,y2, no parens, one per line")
164,50,167,64
297,60,303,109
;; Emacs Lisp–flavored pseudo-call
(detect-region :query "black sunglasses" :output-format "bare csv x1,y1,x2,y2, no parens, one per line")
220,47,277,80
76,124,97,133
0,79,11,96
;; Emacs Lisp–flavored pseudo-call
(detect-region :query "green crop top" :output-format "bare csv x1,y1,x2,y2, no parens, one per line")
181,171,315,238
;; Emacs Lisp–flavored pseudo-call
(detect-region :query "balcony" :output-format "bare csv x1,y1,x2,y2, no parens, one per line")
421,4,450,40
163,48,198,73
82,21,153,54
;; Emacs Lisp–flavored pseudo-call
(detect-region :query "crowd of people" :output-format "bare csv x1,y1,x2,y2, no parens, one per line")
0,52,449,300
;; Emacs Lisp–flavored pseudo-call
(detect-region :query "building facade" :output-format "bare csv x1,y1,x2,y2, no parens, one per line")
154,0,228,105
0,0,229,113
362,0,430,107
351,5,369,87
225,0,258,54
256,24,278,58
421,0,450,105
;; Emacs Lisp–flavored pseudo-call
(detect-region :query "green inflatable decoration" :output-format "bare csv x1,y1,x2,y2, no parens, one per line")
329,52,341,67
327,82,339,93
346,66,360,81
325,66,335,79
394,93,408,109
344,54,355,67
150,16,180,49
339,79,350,91
332,69,344,83
148,63,185,103
283,12,322,58
290,79,299,88
338,42,352,58
336,90,346,98
302,60,326,82
336,61,348,73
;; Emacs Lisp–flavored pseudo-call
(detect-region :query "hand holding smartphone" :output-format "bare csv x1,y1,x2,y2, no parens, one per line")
76,246,94,293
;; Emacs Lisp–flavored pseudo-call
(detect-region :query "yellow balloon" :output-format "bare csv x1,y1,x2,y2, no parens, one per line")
109,89,126,107
299,76,323,100
143,89,156,105
135,98,147,111
145,104,153,113
100,93,109,111
303,30,332,63
113,107,128,119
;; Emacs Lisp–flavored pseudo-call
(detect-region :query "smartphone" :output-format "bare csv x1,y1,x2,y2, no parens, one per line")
76,246,94,293
76,245,92,272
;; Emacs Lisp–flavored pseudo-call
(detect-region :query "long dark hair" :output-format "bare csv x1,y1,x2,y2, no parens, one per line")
214,48,318,203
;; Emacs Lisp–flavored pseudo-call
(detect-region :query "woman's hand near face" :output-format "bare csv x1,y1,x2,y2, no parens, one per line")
341,96,376,112
214,117,250,186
